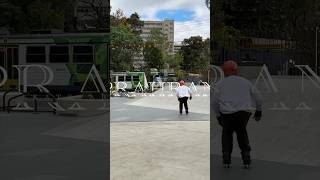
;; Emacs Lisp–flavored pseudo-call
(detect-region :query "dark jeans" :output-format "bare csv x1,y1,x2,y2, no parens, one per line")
221,111,251,163
178,97,189,113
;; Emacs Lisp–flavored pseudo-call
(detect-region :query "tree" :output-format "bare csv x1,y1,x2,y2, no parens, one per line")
216,0,319,38
111,9,128,27
212,0,320,66
0,0,74,33
164,53,183,71
110,26,143,71
180,36,209,71
144,44,163,70
143,29,167,71
127,12,144,34
26,0,65,30
211,0,241,64
110,11,143,71
78,0,109,30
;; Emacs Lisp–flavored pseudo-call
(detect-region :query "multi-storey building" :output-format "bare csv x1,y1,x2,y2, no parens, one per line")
133,19,175,70
141,19,174,55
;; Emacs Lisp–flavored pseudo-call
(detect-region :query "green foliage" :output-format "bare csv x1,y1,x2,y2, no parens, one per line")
213,0,320,38
164,53,183,72
27,0,65,30
180,36,210,71
144,45,164,70
211,0,320,66
143,29,167,70
110,10,144,71
0,0,73,33
78,0,109,29
110,26,143,71
127,12,144,34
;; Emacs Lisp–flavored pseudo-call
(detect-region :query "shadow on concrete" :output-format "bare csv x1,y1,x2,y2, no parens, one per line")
211,155,320,180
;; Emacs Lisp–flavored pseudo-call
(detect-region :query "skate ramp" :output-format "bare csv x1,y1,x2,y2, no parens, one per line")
211,76,320,167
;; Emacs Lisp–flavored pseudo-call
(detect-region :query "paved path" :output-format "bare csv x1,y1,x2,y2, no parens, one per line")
110,86,210,180
111,121,209,180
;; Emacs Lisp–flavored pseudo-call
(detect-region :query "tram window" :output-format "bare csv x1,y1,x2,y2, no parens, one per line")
50,46,69,63
73,46,94,63
26,46,46,63
118,76,125,81
125,76,131,81
132,76,139,81
96,65,100,71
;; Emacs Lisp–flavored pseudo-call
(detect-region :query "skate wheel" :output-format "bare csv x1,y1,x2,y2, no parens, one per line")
243,164,250,169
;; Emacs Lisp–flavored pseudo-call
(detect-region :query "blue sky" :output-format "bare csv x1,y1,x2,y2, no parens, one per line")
155,9,195,22
111,0,210,42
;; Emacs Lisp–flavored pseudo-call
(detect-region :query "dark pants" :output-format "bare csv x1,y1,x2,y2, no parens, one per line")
221,111,251,164
178,97,189,114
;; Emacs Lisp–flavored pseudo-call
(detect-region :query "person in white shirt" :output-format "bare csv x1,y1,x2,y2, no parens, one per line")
176,80,192,115
213,60,263,168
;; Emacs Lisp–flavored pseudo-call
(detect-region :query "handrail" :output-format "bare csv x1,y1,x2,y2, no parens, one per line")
6,90,58,113
2,88,18,111
7,93,25,113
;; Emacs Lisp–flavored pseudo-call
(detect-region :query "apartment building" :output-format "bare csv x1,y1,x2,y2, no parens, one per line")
133,19,175,70
141,19,174,55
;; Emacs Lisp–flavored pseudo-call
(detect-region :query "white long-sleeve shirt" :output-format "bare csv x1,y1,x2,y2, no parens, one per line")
213,75,263,115
176,85,192,98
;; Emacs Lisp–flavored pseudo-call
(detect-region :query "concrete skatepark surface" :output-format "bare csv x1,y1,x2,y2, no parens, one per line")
2,79,320,180
211,76,320,179
124,85,210,115
111,85,210,180
111,121,209,180
0,112,109,180
0,85,210,180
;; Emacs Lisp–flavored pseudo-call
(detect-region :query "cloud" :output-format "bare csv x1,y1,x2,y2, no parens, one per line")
111,0,210,42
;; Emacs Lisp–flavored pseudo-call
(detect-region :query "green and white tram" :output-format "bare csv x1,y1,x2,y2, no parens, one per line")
0,33,109,94
111,71,148,91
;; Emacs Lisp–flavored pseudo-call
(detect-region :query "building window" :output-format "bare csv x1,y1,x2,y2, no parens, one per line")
26,46,46,63
73,46,94,63
50,46,69,63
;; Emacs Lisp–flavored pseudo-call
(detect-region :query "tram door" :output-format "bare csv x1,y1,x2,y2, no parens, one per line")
0,47,18,89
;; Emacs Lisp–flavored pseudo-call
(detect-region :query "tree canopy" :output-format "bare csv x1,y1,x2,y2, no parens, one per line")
180,36,210,72
0,0,73,33
143,28,167,70
110,9,144,71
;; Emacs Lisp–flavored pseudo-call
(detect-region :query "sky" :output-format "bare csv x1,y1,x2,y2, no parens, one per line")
111,0,210,43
